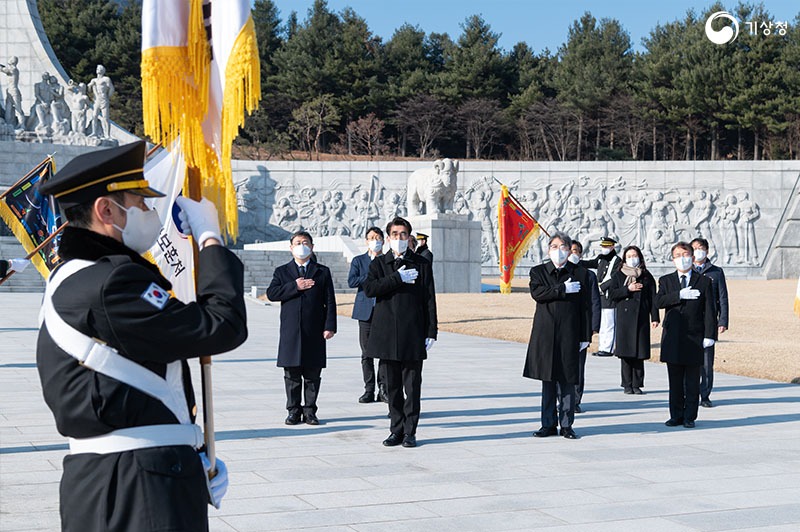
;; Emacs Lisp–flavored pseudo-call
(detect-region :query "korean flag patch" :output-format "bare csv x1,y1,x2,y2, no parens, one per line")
141,282,169,310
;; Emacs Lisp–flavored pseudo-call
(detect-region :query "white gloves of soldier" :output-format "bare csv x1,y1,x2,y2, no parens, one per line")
8,258,30,273
564,278,581,294
579,341,590,351
679,287,700,300
703,338,715,348
425,338,435,351
175,196,222,248
200,452,229,509
398,265,419,284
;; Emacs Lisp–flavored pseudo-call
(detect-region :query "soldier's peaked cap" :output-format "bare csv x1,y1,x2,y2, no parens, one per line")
600,237,617,246
40,141,164,209
415,232,429,240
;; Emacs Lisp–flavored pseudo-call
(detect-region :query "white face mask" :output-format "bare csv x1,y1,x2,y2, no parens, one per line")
674,256,693,272
111,200,161,254
599,247,613,255
626,257,640,268
693,249,707,262
390,238,408,254
549,248,569,266
292,244,312,260
368,240,383,253
567,253,581,264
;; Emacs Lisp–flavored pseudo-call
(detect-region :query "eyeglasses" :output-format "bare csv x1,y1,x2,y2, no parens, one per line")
549,244,569,251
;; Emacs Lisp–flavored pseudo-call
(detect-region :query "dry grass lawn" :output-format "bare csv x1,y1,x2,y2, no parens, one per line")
336,279,800,383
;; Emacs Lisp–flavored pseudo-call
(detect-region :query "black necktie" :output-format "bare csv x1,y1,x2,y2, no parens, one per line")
680,275,687,289
299,265,306,278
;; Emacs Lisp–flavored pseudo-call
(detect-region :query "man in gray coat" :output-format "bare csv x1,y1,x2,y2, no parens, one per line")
525,232,593,439
364,217,437,448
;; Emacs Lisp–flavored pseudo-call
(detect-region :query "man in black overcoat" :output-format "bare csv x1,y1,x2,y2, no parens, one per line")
525,232,593,440
691,237,730,408
267,231,337,426
656,241,717,428
364,217,437,448
568,241,601,413
36,141,248,532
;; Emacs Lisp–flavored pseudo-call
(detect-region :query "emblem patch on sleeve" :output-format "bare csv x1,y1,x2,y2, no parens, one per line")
141,282,169,310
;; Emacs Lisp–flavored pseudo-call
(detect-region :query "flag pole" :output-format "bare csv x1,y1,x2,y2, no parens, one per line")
0,221,67,286
187,166,217,475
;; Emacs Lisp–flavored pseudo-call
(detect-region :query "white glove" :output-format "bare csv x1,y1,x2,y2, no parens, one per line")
564,277,581,294
175,196,222,248
200,452,229,509
397,265,419,284
8,258,30,273
579,341,590,351
679,287,700,300
425,338,435,350
703,338,715,348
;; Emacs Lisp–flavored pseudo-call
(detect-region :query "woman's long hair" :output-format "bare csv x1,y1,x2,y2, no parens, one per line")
621,245,646,270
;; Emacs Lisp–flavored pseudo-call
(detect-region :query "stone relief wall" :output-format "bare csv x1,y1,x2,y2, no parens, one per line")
232,160,800,279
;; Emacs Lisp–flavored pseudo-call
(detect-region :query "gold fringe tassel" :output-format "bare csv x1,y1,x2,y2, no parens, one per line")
0,202,50,279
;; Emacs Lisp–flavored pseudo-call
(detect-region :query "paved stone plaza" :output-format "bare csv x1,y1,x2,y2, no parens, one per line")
1,292,799,531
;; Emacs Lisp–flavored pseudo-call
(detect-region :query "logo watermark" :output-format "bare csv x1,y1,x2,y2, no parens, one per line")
705,11,790,44
705,11,739,44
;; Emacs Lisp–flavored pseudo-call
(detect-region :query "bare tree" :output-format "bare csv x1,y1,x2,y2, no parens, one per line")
519,99,576,161
395,94,450,158
346,113,387,158
457,98,504,159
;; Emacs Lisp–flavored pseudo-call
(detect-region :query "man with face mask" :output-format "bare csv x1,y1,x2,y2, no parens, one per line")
348,226,387,403
656,241,717,428
36,141,248,532
568,242,601,413
364,217,437,448
525,233,593,439
267,231,337,426
690,237,729,408
580,237,621,357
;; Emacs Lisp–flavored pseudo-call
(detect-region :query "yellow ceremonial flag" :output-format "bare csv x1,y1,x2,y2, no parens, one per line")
794,276,800,318
141,0,260,239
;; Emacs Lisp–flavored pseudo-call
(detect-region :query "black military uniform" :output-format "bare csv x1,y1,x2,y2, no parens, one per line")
36,142,248,532
415,232,434,263
581,237,621,356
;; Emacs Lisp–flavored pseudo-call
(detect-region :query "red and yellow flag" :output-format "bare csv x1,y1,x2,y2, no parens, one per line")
497,184,541,294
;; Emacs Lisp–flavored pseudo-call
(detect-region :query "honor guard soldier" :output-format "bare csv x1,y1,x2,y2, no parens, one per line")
36,141,248,532
414,232,433,263
581,237,621,356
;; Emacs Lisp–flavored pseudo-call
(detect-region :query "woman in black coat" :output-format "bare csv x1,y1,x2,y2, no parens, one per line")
608,245,660,394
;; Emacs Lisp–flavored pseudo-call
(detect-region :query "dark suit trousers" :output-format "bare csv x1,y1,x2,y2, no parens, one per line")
700,345,715,401
358,320,383,393
667,363,701,422
620,357,645,389
541,379,576,429
575,348,587,405
284,367,322,416
384,360,423,436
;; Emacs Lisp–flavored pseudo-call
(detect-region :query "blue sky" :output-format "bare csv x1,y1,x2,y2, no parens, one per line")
267,0,800,52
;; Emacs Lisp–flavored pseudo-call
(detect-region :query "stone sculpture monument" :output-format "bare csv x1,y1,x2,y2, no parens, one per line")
407,158,459,215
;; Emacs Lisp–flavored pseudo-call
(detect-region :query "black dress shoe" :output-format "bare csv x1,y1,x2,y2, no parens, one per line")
285,413,302,425
358,392,375,404
624,388,634,394
700,400,713,408
378,387,389,403
532,427,558,438
560,427,579,439
304,413,320,425
664,418,683,427
402,434,417,447
683,420,696,428
575,404,583,413
596,351,613,357
382,433,403,446
633,388,645,395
